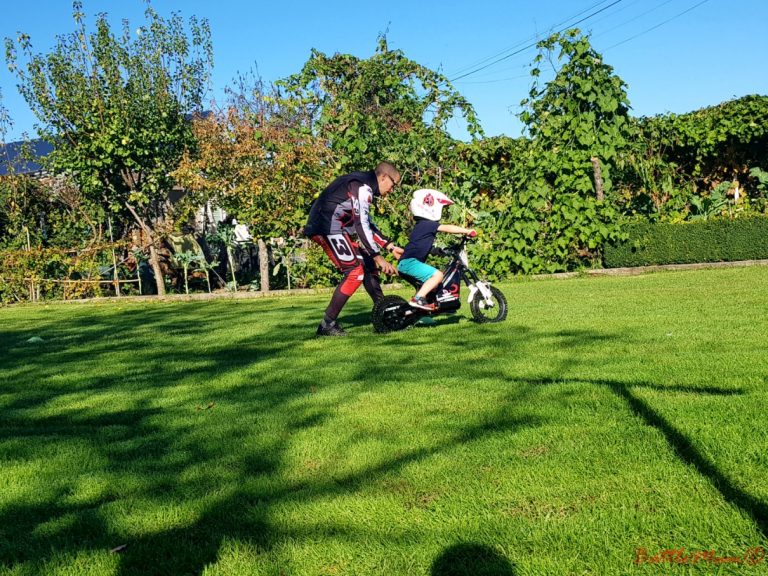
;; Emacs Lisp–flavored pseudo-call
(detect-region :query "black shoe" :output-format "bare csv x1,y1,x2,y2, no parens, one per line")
316,321,348,337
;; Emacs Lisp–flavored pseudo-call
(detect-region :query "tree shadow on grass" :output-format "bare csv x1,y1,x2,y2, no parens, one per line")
410,323,766,543
0,400,541,575
513,327,766,538
508,375,765,539
481,324,768,539
432,542,517,576
0,300,544,575
610,380,768,537
2,301,765,573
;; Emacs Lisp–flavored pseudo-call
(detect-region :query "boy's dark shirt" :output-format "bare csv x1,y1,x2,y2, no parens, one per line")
400,218,440,262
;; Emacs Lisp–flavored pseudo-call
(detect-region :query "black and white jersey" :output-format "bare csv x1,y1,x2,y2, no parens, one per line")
304,170,390,255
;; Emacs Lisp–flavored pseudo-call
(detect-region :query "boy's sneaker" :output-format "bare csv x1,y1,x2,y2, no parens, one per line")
409,295,436,311
316,321,348,337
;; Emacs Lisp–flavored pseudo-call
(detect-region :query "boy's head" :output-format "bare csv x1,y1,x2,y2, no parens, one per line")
410,189,454,221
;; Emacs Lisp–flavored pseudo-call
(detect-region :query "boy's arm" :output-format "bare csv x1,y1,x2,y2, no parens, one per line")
437,224,476,236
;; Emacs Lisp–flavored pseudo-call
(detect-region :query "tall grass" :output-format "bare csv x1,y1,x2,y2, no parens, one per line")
1,266,766,575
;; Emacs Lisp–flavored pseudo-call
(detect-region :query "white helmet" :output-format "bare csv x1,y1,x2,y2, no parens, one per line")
410,189,454,221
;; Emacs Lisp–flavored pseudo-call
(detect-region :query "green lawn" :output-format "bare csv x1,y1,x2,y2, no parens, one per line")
1,266,767,576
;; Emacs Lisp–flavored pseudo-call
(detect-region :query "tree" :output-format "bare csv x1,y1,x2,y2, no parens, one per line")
5,1,213,295
278,36,483,238
0,86,9,142
636,95,768,209
513,29,631,268
174,76,333,292
520,28,633,196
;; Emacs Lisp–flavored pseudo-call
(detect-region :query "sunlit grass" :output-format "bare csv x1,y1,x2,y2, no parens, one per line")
1,266,767,575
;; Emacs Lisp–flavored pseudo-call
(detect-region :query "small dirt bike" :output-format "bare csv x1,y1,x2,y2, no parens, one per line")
372,235,508,333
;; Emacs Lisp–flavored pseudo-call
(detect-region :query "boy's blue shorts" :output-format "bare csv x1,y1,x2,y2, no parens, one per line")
397,258,438,283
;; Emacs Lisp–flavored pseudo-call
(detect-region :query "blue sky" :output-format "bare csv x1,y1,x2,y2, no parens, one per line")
1,0,766,143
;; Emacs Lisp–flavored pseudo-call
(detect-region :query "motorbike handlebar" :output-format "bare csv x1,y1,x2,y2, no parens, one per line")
432,233,476,257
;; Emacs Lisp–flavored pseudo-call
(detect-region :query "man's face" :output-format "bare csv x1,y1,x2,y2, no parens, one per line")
378,173,399,196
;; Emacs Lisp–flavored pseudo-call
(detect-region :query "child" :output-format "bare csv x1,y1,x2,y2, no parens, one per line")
397,189,476,310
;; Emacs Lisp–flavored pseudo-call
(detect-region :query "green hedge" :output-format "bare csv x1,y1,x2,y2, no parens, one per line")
604,216,768,268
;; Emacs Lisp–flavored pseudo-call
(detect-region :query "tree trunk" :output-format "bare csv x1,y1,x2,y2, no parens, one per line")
125,201,166,296
591,156,604,201
147,243,166,296
108,217,121,297
258,238,270,292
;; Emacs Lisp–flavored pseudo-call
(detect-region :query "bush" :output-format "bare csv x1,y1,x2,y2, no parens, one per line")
274,239,338,290
0,243,128,304
604,216,768,267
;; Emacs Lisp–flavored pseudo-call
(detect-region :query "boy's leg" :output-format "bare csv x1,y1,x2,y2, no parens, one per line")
416,270,444,299
398,258,441,310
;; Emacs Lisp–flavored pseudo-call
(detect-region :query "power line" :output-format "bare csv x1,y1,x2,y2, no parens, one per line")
603,0,711,50
449,0,625,82
452,73,531,86
449,1,624,81
581,0,674,35
447,0,616,78
453,0,704,86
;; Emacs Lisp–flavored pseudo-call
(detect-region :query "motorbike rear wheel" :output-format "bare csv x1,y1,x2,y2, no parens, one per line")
372,295,420,333
469,284,508,323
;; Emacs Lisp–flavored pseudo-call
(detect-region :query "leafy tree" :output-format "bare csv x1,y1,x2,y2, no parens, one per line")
0,172,43,248
1,166,99,253
280,37,482,175
512,29,630,269
637,95,768,206
174,76,333,291
612,124,693,222
520,28,633,196
0,86,10,141
0,90,24,246
5,1,213,295
278,36,483,240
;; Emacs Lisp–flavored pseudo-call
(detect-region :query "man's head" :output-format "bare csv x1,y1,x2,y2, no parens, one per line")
410,189,454,221
375,162,401,196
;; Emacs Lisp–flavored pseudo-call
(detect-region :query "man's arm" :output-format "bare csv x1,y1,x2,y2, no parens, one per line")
349,182,381,255
370,221,403,259
349,182,397,274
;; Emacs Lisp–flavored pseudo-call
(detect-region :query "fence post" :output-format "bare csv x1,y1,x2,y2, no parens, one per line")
24,226,37,302
108,218,121,297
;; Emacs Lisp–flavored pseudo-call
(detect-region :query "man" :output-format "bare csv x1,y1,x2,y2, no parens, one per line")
304,161,403,336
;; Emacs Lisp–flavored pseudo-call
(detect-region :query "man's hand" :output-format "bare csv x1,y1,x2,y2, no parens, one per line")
374,254,396,275
390,245,404,260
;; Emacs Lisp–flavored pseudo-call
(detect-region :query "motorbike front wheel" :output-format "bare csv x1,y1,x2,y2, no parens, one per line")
469,284,508,323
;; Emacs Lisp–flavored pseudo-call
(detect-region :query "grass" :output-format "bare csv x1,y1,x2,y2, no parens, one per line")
1,266,767,576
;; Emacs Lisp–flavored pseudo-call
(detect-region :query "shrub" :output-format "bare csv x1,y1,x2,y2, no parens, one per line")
604,216,768,267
